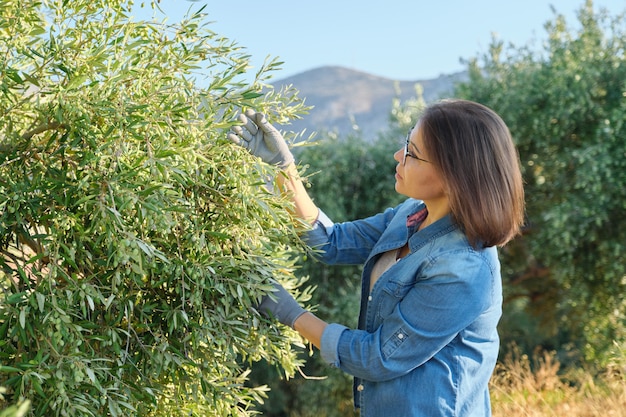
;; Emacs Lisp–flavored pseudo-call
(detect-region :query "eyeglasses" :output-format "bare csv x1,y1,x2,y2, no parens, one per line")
403,132,430,165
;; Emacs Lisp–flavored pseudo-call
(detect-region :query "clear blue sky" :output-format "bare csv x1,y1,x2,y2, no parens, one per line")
138,0,625,81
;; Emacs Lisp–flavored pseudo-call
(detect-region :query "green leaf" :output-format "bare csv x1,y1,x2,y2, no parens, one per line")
36,292,45,313
6,292,27,305
241,91,262,99
86,294,94,311
18,309,26,329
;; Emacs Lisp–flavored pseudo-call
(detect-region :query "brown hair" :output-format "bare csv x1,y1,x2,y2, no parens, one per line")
419,99,525,247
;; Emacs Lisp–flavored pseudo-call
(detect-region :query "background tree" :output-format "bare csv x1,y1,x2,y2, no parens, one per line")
0,1,313,415
456,0,626,364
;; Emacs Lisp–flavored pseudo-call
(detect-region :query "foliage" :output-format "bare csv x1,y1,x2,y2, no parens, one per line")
456,0,626,364
0,0,313,415
0,386,30,417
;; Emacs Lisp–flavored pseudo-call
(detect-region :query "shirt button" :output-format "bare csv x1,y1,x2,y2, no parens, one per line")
398,333,404,339
357,384,364,391
368,296,372,301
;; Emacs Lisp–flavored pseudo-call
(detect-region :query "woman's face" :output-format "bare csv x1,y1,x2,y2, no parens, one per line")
394,123,449,209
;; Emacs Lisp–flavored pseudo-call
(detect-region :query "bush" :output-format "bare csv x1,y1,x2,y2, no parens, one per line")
0,1,311,415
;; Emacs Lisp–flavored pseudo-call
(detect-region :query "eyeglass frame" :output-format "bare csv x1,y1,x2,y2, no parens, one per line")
403,131,430,165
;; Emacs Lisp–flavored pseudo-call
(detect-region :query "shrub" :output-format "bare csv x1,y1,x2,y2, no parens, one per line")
0,1,311,415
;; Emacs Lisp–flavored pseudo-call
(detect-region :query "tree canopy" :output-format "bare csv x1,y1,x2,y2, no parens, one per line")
456,0,626,363
1,1,312,415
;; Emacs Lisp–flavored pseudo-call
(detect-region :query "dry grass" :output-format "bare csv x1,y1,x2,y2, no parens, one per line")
491,346,626,417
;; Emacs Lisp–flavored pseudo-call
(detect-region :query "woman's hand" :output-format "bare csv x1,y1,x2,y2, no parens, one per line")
228,109,294,168
257,279,307,328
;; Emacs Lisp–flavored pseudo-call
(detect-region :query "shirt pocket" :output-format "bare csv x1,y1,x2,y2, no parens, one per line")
375,277,416,321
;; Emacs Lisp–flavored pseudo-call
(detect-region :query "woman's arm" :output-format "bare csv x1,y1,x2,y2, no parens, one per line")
293,312,328,349
277,163,319,225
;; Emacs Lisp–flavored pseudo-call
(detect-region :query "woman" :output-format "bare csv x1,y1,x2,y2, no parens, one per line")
229,99,525,416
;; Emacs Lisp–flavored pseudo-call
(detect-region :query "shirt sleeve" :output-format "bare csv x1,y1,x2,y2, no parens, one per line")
303,205,401,265
320,323,349,367
304,209,335,249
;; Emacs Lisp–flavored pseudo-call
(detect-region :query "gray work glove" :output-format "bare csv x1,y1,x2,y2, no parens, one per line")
227,109,295,168
257,279,307,328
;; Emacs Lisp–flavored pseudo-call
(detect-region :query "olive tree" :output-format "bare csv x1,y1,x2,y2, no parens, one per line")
456,0,626,364
0,1,312,415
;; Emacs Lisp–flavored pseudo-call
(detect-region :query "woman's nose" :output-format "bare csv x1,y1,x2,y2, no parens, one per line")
394,148,403,163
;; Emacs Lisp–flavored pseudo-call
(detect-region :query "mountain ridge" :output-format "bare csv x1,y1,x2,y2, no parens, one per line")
273,65,468,140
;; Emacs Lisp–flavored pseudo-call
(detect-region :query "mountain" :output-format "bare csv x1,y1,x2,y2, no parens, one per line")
273,66,468,141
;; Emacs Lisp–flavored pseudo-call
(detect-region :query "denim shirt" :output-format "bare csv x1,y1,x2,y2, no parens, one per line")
306,198,502,417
